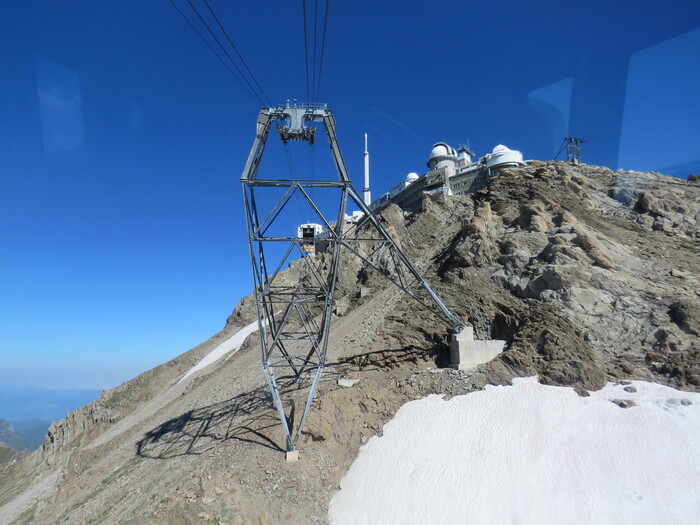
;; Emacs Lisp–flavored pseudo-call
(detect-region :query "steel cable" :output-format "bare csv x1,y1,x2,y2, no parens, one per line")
184,0,266,106
315,0,330,103
167,0,260,103
202,0,272,106
311,0,318,102
302,0,311,104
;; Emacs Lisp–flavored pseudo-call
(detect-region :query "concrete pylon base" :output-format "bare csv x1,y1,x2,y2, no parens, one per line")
286,450,299,462
450,327,505,371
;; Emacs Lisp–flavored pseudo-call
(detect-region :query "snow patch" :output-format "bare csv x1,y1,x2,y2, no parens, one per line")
329,377,700,525
179,319,260,383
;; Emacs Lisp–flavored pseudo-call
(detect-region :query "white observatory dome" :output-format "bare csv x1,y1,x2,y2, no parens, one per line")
427,142,458,171
429,144,448,159
487,144,524,169
429,142,457,160
492,144,512,154
405,172,419,183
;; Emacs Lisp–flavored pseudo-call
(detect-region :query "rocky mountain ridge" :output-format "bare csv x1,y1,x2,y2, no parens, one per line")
0,161,698,524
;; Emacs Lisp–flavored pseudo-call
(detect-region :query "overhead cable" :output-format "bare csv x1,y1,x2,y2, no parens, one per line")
201,0,271,106
167,0,260,103
311,0,318,102
184,0,267,106
315,0,330,103
553,139,567,160
302,0,330,103
302,0,311,103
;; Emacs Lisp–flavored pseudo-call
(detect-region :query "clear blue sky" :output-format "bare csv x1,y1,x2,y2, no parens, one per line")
1,1,699,389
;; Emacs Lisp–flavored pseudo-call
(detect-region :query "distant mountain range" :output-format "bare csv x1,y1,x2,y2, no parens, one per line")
0,386,101,423
0,419,49,451
0,386,102,453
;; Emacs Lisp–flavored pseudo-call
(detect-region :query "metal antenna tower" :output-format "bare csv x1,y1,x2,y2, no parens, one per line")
241,102,465,457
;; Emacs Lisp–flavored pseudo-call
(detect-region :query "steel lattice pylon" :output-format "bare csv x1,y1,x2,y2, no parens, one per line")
241,102,465,453
565,136,586,164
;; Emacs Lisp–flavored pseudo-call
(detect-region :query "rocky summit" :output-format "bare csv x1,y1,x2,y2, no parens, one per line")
1,162,698,524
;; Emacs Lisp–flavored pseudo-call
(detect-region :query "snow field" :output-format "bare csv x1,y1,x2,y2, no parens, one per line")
329,376,700,525
179,319,260,383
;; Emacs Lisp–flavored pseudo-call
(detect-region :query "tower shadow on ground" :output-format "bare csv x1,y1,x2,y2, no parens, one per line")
135,342,445,460
135,386,285,458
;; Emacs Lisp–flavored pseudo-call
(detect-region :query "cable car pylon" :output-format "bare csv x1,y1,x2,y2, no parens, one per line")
240,101,466,459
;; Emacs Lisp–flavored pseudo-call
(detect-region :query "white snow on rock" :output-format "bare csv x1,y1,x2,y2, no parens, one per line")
329,376,700,525
179,319,260,383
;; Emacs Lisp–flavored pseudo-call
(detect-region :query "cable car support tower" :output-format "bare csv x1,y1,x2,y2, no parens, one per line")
241,102,465,458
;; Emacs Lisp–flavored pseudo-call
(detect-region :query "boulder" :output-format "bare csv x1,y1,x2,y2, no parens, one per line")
572,231,615,269
670,297,700,336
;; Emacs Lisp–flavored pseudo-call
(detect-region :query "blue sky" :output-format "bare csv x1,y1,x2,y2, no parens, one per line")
1,0,699,390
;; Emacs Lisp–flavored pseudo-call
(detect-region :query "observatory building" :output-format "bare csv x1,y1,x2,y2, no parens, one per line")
297,139,525,248
370,142,525,211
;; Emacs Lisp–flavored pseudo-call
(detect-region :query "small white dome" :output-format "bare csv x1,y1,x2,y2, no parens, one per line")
492,144,512,154
405,172,419,183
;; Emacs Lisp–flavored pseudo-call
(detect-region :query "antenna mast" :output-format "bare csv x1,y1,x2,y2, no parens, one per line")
363,133,371,205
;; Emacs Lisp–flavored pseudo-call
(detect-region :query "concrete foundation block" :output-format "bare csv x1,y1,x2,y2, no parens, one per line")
450,327,505,371
286,450,299,462
358,286,372,298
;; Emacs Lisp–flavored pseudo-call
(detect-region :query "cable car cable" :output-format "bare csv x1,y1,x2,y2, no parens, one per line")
315,0,330,103
167,0,260,104
202,0,272,106
185,0,266,106
311,0,318,102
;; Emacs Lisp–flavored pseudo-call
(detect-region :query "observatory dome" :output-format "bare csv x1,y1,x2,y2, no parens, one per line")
487,144,524,169
427,142,458,171
429,142,457,159
492,144,512,154
405,172,419,183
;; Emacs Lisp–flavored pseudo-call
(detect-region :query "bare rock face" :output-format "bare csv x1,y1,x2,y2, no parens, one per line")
571,229,616,269
435,162,699,391
42,401,119,466
225,294,258,328
617,173,700,238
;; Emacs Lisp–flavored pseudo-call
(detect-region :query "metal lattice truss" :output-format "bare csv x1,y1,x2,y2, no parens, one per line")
241,103,465,453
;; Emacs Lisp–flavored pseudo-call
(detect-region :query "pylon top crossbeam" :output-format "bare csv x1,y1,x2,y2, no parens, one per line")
241,102,351,183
